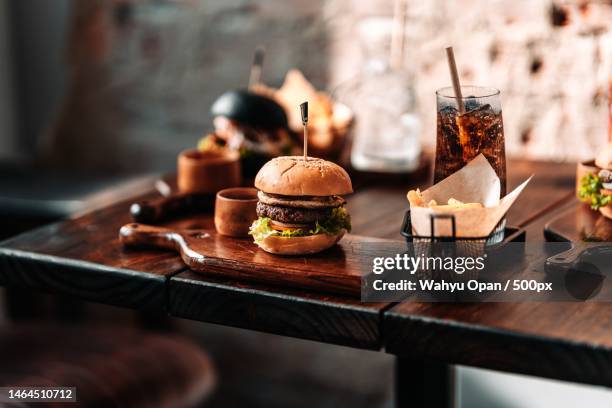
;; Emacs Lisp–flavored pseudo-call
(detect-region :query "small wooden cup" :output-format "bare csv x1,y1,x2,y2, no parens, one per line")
214,187,259,237
178,149,241,194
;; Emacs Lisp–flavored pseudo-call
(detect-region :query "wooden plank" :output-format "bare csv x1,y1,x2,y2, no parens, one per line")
384,301,612,387
504,160,575,226
524,199,581,243
0,193,186,311
545,201,612,242
169,272,388,349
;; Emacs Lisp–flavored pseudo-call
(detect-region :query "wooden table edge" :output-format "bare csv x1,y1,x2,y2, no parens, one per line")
0,247,169,281
382,308,612,387
169,273,382,311
0,247,173,311
168,272,395,350
0,220,66,248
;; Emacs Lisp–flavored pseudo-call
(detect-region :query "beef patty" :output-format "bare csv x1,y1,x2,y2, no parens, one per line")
256,202,334,224
258,191,345,209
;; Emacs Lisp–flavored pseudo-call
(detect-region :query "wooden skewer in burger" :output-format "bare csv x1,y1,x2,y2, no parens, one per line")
249,101,353,255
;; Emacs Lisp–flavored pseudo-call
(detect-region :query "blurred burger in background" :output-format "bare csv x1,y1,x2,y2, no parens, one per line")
199,90,299,179
198,69,352,179
249,156,352,255
579,141,612,219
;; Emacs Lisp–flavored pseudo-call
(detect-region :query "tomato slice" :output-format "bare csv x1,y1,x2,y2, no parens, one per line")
270,220,311,232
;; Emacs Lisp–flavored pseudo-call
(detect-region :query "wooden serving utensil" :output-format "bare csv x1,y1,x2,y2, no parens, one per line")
130,193,214,224
546,242,612,270
119,223,400,296
544,241,611,301
544,203,612,301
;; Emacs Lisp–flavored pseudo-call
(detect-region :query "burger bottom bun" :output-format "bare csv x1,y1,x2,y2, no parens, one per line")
600,206,612,220
255,230,347,255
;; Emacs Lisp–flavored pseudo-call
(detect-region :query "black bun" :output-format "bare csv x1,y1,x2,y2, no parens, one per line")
211,90,288,131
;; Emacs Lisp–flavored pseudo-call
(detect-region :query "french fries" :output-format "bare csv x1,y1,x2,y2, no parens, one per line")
407,189,483,210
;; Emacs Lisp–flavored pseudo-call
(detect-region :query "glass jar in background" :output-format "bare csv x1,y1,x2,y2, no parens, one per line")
351,64,421,172
435,86,507,196
335,17,421,173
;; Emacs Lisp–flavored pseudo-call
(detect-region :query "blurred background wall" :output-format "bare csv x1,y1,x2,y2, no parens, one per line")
330,0,611,162
9,0,69,160
0,0,16,161
1,0,610,172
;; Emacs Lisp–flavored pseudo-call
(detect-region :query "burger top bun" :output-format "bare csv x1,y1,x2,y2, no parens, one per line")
255,156,353,196
595,142,612,170
255,229,346,255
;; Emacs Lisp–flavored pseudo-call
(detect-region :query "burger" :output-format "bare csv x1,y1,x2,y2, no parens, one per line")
199,90,300,179
249,156,353,255
579,142,612,219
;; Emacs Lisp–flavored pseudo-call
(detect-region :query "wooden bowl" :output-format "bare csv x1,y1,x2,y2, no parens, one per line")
178,149,241,194
214,187,258,237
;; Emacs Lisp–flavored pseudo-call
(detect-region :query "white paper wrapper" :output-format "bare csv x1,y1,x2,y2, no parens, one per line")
410,154,531,238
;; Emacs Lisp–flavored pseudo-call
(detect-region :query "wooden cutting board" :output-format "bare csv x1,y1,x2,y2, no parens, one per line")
543,204,611,288
119,223,403,297
544,203,612,242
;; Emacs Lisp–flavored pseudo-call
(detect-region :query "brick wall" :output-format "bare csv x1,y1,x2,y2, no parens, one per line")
45,0,611,172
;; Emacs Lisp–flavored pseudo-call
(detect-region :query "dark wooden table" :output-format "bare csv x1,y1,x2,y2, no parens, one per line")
2,158,609,407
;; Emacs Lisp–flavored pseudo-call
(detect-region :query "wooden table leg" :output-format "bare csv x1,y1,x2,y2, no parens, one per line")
395,356,455,408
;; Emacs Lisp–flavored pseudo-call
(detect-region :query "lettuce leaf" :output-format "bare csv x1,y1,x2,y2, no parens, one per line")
312,207,352,235
249,207,351,243
579,173,612,210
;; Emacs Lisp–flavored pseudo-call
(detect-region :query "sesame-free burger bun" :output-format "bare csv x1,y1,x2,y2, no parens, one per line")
256,229,346,255
595,142,612,170
255,156,353,196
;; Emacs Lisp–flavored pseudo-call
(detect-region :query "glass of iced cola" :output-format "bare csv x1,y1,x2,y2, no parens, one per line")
434,86,507,196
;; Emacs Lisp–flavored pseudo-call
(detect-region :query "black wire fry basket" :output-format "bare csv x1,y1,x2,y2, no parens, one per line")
399,205,524,283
